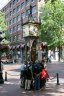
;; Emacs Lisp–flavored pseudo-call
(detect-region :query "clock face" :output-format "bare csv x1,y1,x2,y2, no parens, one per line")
23,25,29,37
23,24,38,37
30,26,38,34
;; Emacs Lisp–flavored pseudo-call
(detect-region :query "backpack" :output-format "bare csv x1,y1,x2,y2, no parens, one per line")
40,69,47,79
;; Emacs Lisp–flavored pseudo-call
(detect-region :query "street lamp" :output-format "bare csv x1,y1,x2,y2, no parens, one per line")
0,31,9,84
22,5,41,62
0,31,4,84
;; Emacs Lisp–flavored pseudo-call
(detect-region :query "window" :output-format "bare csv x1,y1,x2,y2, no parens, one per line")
17,0,20,2
6,21,9,26
5,7,8,12
5,7,7,12
2,9,4,12
9,19,12,25
5,14,9,19
5,15,6,19
13,26,16,32
21,2,24,9
26,9,30,16
26,0,30,5
32,6,37,14
13,8,16,14
33,16,37,21
10,37,13,42
17,24,21,31
17,5,20,12
6,6,9,11
17,34,21,40
13,17,16,23
13,35,16,41
32,0,34,2
10,11,12,16
10,3,12,8
21,12,25,19
13,0,16,5
10,28,13,33
17,15,20,21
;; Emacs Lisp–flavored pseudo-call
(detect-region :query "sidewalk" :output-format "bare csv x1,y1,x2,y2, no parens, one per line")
0,73,64,96
0,78,64,96
0,62,64,96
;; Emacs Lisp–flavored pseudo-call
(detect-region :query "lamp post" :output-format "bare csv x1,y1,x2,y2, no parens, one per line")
0,32,4,84
22,5,41,62
0,31,9,84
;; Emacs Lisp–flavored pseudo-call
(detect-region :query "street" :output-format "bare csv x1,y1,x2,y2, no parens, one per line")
3,62,64,78
0,62,64,96
47,62,64,78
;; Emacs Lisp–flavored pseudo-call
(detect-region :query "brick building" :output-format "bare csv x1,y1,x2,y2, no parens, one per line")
1,0,44,62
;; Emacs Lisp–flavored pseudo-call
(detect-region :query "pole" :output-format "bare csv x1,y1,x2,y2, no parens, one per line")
25,40,27,63
56,73,60,85
0,53,4,84
5,72,7,81
21,17,23,63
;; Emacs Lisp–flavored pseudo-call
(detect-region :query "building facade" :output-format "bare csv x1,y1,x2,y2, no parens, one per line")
1,0,44,62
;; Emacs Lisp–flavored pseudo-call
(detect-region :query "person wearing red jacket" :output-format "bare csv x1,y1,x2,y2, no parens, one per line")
40,68,49,87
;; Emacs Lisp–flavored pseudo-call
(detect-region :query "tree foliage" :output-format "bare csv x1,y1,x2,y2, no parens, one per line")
0,11,6,30
0,11,10,56
0,11,10,44
40,0,64,49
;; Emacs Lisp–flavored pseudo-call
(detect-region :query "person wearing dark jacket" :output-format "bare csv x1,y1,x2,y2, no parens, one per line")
39,60,44,88
20,62,26,88
25,64,32,90
33,60,41,90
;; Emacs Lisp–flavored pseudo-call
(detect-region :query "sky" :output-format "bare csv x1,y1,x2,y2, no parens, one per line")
0,0,10,10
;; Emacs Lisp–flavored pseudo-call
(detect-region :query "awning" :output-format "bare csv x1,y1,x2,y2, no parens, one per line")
9,46,12,49
16,44,25,49
10,46,16,49
16,45,20,49
20,44,25,48
10,44,25,49
12,46,16,49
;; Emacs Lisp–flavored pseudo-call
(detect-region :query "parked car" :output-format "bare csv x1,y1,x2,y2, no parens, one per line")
1,58,13,64
1,54,13,64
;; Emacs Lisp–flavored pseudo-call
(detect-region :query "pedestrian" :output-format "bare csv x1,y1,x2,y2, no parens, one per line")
20,61,26,88
33,60,40,90
24,62,32,90
29,61,34,90
40,67,49,88
39,60,44,88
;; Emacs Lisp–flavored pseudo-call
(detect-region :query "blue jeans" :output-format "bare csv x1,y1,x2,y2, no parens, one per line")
34,75,40,90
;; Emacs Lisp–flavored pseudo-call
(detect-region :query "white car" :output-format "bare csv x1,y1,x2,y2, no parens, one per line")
1,59,13,64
